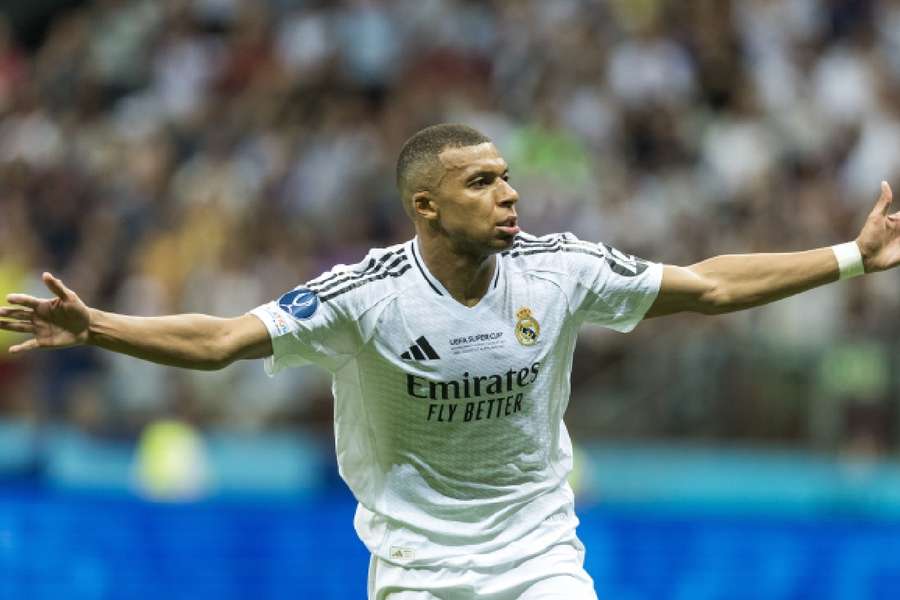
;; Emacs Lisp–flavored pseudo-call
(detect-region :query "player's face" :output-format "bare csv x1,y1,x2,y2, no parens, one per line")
425,143,520,254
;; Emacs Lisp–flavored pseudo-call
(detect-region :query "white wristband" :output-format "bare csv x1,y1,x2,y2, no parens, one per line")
831,241,865,280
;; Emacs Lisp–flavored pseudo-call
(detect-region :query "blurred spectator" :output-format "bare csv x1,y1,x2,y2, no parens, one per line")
2,0,900,457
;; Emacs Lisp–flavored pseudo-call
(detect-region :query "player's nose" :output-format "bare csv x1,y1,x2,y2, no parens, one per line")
498,178,518,208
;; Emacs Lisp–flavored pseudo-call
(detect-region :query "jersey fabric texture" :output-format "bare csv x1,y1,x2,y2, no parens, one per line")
250,232,663,572
367,530,597,599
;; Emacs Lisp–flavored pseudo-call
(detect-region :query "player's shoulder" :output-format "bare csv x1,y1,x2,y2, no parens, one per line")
501,231,606,273
502,231,656,283
302,240,416,310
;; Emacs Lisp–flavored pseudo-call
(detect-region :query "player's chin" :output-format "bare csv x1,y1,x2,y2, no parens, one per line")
461,228,517,255
487,232,517,251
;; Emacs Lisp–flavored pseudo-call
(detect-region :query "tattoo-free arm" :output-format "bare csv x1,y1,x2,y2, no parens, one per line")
2,272,272,370
647,181,899,318
646,248,838,317
87,310,272,370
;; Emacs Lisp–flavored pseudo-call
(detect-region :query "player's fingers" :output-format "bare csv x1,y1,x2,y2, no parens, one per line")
0,307,33,320
42,272,70,300
5,294,41,309
0,320,34,333
873,181,893,216
8,338,39,354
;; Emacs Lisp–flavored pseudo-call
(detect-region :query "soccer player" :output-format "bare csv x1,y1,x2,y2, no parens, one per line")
3,123,899,599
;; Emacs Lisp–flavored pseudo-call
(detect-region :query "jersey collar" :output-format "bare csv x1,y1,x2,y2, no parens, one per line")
410,237,502,300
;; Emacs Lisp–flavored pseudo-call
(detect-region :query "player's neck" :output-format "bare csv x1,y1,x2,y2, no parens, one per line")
417,235,496,307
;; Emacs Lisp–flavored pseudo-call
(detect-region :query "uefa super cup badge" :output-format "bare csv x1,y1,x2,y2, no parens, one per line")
514,307,540,346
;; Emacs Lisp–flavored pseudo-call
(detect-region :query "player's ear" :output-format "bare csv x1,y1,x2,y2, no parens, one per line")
413,190,438,221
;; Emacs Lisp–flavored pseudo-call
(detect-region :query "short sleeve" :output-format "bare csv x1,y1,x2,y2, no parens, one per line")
567,236,663,332
249,284,362,376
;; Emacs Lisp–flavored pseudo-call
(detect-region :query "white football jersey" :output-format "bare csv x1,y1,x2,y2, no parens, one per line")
250,232,663,568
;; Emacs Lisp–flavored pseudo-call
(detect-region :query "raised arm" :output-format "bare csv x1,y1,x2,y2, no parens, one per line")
1,273,272,370
646,181,900,318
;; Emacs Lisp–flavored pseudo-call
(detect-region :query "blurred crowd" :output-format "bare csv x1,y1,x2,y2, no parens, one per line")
1,0,899,455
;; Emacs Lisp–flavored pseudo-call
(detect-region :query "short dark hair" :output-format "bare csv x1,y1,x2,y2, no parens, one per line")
396,123,492,213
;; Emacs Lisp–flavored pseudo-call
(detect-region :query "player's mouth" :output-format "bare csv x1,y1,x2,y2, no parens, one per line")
495,217,520,236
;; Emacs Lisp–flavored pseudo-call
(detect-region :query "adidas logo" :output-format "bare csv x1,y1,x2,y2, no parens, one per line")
401,336,440,361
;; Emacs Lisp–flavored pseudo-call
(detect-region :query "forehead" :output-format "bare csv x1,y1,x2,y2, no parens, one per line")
437,143,507,179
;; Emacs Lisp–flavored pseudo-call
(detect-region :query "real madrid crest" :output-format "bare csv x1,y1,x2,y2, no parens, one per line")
514,307,540,346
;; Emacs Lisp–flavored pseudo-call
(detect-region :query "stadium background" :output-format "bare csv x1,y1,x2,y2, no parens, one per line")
2,0,900,597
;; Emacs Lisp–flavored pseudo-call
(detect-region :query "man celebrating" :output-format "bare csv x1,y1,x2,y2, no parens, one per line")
3,124,899,599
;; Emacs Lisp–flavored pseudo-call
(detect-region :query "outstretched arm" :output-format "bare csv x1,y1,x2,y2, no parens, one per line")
647,181,900,318
1,273,272,370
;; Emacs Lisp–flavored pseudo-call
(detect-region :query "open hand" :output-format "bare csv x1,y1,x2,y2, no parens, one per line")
856,181,900,273
1,272,90,354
